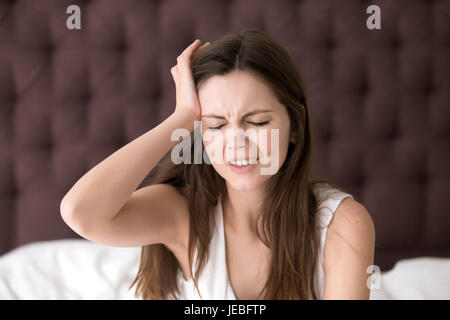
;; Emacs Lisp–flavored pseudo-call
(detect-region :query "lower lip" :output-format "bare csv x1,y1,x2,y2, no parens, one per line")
228,161,258,174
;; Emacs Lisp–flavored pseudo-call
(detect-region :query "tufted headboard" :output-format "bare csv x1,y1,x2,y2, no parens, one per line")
0,0,449,272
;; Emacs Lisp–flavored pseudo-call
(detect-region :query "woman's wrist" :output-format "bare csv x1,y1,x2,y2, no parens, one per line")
171,108,200,132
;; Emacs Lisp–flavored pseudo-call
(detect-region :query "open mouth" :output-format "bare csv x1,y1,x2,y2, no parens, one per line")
226,157,259,166
227,157,259,173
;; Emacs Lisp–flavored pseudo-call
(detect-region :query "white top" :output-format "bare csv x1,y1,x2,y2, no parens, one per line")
170,183,353,300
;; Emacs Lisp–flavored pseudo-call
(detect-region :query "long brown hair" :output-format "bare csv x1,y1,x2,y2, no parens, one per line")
130,28,346,300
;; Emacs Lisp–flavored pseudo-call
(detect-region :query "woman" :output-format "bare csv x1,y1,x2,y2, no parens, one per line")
60,28,375,300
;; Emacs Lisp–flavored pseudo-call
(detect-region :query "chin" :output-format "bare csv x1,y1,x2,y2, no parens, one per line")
228,181,259,191
225,174,269,191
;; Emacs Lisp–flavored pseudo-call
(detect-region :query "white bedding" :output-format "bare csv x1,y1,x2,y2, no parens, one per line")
0,239,140,299
0,239,449,299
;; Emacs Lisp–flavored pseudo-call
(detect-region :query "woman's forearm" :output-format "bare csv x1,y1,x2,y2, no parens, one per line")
60,110,195,221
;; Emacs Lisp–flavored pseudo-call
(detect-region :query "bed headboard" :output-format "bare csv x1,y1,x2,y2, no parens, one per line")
0,0,449,272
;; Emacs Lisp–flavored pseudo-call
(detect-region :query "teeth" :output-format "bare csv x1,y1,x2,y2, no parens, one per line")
228,159,257,166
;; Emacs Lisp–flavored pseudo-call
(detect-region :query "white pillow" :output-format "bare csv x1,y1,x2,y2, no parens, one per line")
370,256,450,300
0,239,141,299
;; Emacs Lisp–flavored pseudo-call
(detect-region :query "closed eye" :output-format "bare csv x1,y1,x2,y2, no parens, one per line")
208,121,270,130
208,124,226,130
249,121,270,127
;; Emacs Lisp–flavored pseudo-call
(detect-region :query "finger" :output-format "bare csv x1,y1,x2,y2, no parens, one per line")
198,42,210,50
178,42,204,67
170,66,179,82
199,42,210,50
181,39,202,56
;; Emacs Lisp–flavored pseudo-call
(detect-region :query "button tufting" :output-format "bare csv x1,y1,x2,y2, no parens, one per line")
355,174,365,185
424,82,435,96
391,37,402,49
325,38,335,51
10,186,18,197
47,43,56,53
42,139,54,151
117,42,128,52
419,173,429,185
153,89,161,100
359,81,369,96
82,91,92,101
389,125,399,139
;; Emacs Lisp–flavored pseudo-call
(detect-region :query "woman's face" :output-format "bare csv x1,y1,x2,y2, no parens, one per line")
198,70,294,191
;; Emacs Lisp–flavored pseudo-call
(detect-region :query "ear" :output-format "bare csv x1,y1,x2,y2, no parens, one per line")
290,131,296,144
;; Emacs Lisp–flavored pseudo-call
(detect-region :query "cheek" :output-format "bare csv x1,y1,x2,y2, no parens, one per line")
203,132,225,163
259,126,289,164
258,127,276,155
266,130,272,153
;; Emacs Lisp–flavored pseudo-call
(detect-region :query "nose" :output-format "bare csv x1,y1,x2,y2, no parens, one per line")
226,128,247,150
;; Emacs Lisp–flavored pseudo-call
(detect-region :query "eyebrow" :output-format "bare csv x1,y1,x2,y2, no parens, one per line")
201,109,274,119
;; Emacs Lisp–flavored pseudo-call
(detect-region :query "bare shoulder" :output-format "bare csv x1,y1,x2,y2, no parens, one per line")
321,197,376,299
330,197,374,232
324,197,376,269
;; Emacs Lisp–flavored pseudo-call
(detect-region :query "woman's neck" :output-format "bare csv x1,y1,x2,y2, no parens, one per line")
222,184,265,240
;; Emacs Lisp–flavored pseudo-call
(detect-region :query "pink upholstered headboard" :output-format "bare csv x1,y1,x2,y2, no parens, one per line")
0,0,449,272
